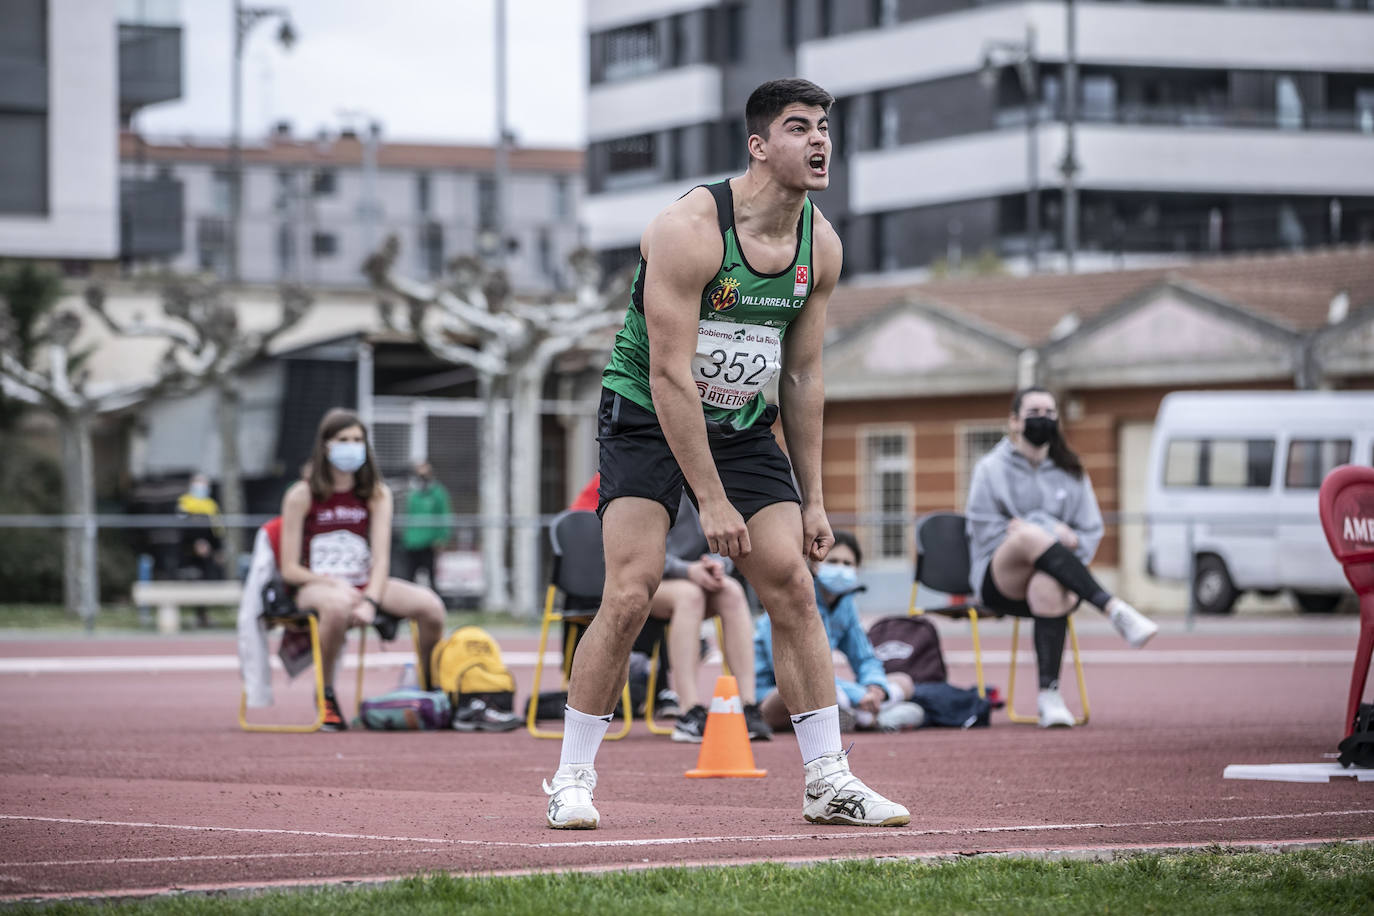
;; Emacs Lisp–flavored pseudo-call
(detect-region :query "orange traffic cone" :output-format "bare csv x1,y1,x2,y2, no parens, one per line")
685,675,766,778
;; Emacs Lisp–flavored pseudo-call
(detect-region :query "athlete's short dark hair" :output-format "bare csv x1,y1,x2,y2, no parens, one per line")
744,78,834,143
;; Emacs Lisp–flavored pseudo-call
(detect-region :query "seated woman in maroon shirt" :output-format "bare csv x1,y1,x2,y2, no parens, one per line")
279,408,446,730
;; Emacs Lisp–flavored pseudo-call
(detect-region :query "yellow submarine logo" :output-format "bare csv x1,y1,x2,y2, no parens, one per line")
708,277,741,312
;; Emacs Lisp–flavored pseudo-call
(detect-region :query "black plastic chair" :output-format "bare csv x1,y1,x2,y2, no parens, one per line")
526,510,635,739
909,512,1089,724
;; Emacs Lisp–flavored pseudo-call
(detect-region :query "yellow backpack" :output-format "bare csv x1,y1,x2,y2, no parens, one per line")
430,626,516,712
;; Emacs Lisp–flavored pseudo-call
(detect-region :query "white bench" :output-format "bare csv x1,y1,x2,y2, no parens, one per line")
132,580,244,634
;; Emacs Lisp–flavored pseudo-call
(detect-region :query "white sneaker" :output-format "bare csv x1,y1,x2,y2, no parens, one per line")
875,701,926,732
1108,599,1158,649
1037,688,1076,728
802,751,910,826
544,764,599,830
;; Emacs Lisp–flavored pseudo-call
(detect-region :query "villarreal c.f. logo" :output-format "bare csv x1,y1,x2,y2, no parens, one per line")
708,277,741,312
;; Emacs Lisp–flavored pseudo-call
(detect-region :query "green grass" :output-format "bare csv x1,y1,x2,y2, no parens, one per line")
8,844,1373,915
0,604,536,633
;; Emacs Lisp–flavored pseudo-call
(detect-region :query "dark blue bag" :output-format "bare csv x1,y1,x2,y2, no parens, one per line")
908,682,992,728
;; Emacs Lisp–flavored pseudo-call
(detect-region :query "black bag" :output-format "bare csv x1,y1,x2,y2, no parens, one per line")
1338,702,1374,769
867,615,948,684
260,571,299,619
525,690,568,722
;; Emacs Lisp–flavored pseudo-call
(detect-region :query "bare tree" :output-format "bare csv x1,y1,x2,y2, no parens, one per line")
366,238,627,615
87,278,311,564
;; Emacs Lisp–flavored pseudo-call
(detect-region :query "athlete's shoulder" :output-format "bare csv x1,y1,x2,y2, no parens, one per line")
642,185,724,277
283,480,312,512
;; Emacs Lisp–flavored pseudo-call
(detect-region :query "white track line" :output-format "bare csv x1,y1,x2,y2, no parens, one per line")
0,648,1354,675
2,848,452,869
4,808,1372,863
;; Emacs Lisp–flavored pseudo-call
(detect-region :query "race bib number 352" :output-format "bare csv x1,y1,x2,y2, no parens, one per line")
691,320,781,410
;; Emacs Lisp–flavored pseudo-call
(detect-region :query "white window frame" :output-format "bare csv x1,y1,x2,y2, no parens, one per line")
860,424,914,566
955,421,1005,511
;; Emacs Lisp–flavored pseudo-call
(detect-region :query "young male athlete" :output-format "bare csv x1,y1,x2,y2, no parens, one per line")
543,78,909,830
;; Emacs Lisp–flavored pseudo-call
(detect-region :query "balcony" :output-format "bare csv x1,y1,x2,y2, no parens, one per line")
118,22,183,121
120,176,184,259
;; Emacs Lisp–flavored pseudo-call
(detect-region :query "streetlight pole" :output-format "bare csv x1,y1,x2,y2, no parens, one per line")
491,0,510,270
980,25,1041,273
1061,0,1080,272
228,1,296,285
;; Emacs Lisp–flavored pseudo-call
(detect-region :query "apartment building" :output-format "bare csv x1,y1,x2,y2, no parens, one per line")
584,0,1374,277
0,0,180,263
119,128,585,293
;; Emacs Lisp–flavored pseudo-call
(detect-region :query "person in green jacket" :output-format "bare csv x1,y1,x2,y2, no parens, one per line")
400,460,451,590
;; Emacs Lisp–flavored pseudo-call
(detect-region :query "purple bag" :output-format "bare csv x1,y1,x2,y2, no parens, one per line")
359,688,452,730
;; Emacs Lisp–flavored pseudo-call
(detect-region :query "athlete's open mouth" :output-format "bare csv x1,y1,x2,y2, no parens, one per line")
808,153,826,176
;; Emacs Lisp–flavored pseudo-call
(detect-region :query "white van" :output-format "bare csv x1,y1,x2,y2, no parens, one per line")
1145,391,1374,615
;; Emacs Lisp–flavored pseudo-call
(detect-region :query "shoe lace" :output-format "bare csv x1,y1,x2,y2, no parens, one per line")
544,765,597,798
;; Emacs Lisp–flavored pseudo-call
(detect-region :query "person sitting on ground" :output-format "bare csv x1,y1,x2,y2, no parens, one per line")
278,408,446,731
966,386,1158,729
400,459,452,590
652,491,771,743
754,530,924,733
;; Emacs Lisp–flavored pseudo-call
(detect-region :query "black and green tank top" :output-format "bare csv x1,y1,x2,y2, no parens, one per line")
601,179,815,430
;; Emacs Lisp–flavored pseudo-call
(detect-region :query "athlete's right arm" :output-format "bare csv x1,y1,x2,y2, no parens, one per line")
642,194,751,558
278,482,328,587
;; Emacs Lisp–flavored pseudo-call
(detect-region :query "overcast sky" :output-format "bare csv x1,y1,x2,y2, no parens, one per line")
136,0,586,149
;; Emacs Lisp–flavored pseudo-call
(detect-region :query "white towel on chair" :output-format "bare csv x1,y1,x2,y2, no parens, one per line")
236,526,276,708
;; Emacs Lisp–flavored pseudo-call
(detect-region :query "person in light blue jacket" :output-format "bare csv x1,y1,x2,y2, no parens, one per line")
755,530,921,733
965,387,1158,728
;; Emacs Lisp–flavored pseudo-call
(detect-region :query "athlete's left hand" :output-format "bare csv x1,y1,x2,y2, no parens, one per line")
802,504,833,562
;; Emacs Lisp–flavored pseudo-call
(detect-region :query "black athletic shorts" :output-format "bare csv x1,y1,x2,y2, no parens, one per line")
980,567,1033,618
981,566,1081,618
595,387,800,525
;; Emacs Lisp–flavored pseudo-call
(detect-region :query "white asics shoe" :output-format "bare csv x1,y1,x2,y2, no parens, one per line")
544,764,599,830
1108,599,1158,649
1037,688,1076,728
802,751,910,827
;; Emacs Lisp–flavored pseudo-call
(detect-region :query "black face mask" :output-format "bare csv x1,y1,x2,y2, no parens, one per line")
1022,416,1058,447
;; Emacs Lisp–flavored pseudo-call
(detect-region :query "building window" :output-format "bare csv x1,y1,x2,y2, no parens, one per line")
784,0,799,48
274,169,293,212
722,4,744,63
875,212,898,271
416,173,432,214
666,13,688,67
603,22,658,81
873,0,899,28
0,112,47,214
477,174,497,231
196,217,228,275
312,231,338,257
537,227,554,280
877,90,899,149
210,169,232,216
312,168,337,196
863,428,912,562
1284,439,1351,490
606,133,657,176
957,424,1006,510
275,223,295,278
552,175,572,220
1276,75,1304,130
421,221,443,278
818,0,834,38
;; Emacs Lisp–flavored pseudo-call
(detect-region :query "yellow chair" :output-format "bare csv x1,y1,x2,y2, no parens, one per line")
527,510,635,740
239,613,423,733
908,512,1089,725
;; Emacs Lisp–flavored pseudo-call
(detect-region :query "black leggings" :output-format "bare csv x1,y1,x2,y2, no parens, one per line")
982,567,1076,691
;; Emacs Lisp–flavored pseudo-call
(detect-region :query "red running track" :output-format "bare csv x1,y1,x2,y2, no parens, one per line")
0,619,1371,901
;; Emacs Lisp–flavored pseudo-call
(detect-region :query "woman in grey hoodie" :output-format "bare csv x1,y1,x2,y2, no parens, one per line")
966,387,1157,727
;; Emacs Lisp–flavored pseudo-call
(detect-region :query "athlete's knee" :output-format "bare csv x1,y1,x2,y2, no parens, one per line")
1007,522,1055,555
1027,572,1072,617
598,578,656,633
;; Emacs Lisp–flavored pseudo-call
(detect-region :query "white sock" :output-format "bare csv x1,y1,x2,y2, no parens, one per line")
885,682,908,703
791,705,842,764
558,706,612,769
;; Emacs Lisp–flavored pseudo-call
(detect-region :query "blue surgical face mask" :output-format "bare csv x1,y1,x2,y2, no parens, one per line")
815,562,858,594
189,482,210,499
327,441,367,473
